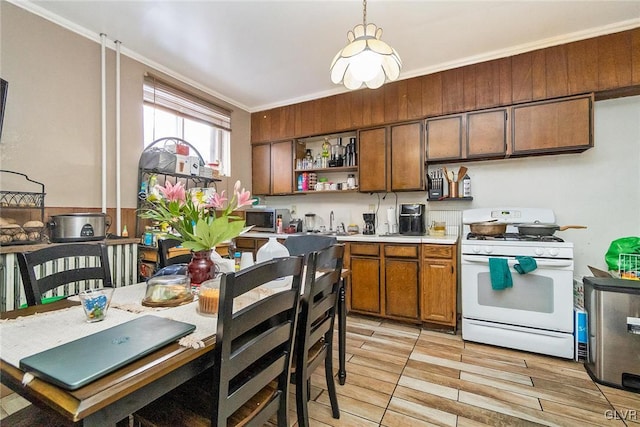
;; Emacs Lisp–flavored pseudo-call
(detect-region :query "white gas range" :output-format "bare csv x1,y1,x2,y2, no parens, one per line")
461,208,575,359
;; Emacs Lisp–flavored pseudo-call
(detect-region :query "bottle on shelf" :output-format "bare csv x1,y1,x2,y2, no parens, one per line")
462,174,471,197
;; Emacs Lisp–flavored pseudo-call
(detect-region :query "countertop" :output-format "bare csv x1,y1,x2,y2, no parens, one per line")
0,237,141,255
241,231,459,245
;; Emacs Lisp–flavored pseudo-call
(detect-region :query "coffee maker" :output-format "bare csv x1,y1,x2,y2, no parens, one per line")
398,204,426,235
363,213,376,235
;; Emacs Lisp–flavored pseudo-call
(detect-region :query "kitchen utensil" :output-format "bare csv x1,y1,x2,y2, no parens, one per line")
469,221,507,236
515,221,587,236
458,166,468,180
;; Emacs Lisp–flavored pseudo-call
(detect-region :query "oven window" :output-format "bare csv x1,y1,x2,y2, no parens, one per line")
477,272,554,313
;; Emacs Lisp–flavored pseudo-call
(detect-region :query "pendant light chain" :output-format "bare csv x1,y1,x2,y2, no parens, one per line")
362,0,367,26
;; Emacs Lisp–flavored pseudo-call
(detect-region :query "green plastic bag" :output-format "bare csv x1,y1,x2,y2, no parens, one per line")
605,236,640,271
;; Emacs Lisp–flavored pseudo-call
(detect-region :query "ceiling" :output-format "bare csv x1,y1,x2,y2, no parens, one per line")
18,0,640,112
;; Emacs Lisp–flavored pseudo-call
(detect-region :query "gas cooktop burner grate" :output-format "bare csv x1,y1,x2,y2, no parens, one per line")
466,232,565,242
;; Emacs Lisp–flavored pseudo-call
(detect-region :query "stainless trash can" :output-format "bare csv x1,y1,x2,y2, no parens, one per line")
583,277,640,392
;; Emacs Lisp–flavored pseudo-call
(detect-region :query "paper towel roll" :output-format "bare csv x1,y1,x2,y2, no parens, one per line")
387,207,397,226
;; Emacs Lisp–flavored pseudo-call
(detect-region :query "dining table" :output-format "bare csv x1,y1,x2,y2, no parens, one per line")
0,273,348,426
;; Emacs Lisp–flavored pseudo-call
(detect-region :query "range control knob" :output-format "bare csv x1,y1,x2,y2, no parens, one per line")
548,248,559,257
472,246,481,254
483,246,493,254
534,248,544,256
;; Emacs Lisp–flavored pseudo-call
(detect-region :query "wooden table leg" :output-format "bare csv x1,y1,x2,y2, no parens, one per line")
338,279,346,385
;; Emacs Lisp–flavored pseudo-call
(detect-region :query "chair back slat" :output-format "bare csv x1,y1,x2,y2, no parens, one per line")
17,243,112,306
157,238,191,267
212,255,304,426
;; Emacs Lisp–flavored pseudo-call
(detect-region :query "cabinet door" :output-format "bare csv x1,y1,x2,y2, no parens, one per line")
390,122,424,191
466,109,507,159
512,95,593,155
358,127,387,193
350,257,381,315
385,258,419,320
425,115,463,161
251,144,271,195
270,140,294,194
421,258,456,325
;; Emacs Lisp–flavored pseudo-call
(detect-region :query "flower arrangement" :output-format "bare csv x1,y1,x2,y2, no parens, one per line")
138,180,252,252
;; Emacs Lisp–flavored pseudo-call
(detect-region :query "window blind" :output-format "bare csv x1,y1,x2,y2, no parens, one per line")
143,75,231,131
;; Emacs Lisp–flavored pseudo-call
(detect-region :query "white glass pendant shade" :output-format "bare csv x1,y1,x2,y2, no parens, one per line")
330,22,402,90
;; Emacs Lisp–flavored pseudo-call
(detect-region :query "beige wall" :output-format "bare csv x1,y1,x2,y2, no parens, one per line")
0,2,252,209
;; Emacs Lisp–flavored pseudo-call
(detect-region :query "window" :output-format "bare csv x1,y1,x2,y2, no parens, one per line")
143,75,232,176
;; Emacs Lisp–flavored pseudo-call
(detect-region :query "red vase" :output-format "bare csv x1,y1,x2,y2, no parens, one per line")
188,250,217,286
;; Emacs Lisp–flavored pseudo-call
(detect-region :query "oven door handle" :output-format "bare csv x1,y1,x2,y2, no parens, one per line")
462,255,573,268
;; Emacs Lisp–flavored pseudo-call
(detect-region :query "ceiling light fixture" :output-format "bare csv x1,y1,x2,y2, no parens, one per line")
330,0,402,90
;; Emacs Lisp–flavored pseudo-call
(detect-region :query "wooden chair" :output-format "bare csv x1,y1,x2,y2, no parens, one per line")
133,255,305,427
157,238,192,268
17,243,113,306
291,244,344,427
283,234,337,262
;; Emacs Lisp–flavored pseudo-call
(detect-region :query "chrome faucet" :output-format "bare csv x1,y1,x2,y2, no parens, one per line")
329,211,335,231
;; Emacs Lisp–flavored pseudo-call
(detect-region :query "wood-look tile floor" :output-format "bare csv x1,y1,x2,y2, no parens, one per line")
2,314,639,426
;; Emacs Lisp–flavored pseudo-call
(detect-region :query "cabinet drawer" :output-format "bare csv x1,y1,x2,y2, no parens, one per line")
423,244,454,259
384,244,419,258
350,243,380,257
235,238,256,250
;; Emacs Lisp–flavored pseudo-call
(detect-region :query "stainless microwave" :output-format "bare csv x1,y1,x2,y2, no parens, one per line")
245,208,291,233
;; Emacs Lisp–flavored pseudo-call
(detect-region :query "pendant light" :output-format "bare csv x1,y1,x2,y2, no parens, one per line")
330,0,402,90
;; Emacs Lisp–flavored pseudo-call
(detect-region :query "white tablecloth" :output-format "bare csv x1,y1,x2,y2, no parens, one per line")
0,280,291,369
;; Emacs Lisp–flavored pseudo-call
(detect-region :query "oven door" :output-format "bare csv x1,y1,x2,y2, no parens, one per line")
461,254,574,332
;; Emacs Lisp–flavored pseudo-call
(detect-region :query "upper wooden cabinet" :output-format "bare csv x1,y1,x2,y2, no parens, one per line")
426,108,507,162
251,140,298,195
390,122,424,191
467,108,508,158
511,94,593,155
251,143,271,195
358,127,387,193
426,115,463,161
359,122,424,193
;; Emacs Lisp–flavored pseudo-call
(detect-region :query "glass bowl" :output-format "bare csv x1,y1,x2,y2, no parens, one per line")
78,288,114,322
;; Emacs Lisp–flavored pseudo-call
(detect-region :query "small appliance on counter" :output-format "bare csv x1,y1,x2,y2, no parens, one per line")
244,208,290,233
363,213,376,235
398,204,426,235
288,218,303,233
49,213,110,242
304,213,316,232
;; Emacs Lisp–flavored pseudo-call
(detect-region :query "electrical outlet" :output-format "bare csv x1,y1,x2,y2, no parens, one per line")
368,204,375,212
291,205,297,215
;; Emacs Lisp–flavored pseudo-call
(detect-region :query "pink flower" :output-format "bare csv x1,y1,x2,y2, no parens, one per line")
207,190,228,209
236,187,252,208
158,181,186,203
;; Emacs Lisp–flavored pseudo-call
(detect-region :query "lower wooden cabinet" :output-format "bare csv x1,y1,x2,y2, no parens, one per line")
384,245,420,320
421,244,458,327
347,241,457,328
349,243,382,315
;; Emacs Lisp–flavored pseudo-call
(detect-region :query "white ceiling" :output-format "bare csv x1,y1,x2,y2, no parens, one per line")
17,0,640,112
